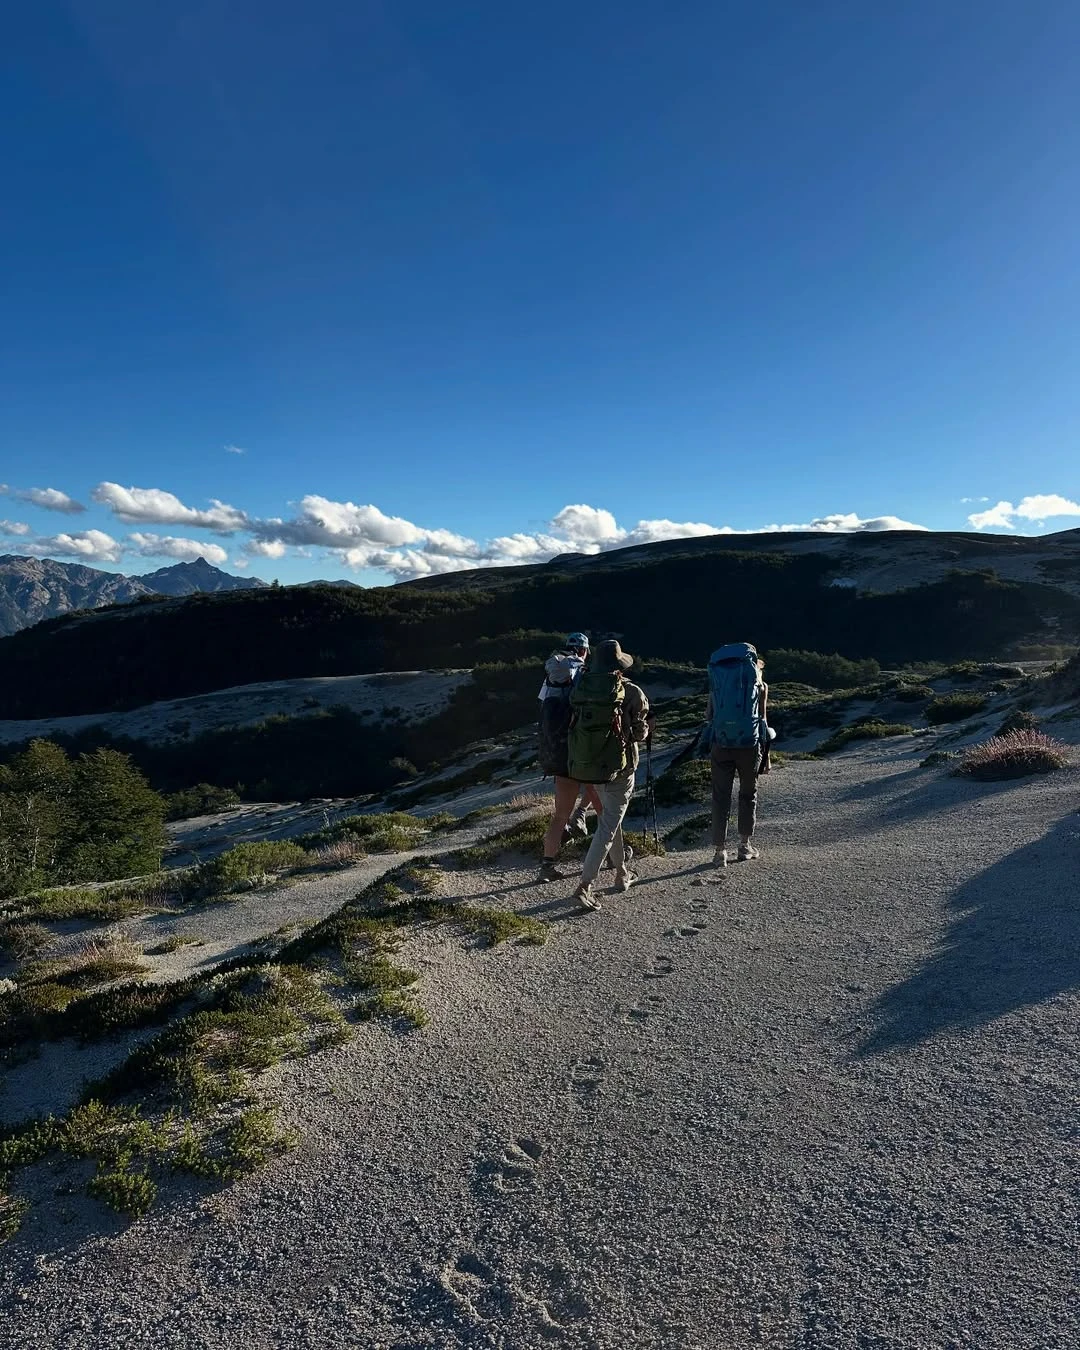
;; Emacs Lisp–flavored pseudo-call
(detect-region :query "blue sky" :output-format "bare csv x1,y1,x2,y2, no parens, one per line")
3,0,1079,583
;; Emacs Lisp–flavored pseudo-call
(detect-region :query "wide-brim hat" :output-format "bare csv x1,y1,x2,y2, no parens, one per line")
595,639,633,671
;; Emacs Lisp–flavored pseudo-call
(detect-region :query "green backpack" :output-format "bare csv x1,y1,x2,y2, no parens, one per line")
567,672,628,782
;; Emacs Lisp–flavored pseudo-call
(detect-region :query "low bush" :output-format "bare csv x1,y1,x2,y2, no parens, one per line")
925,693,989,725
653,760,711,806
164,784,241,821
997,708,1041,736
194,841,308,896
891,684,935,702
920,750,958,768
817,720,914,754
0,921,52,962
952,730,1070,781
762,649,880,689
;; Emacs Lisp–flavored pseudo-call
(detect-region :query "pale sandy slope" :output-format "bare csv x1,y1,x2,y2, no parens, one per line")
3,743,1079,1350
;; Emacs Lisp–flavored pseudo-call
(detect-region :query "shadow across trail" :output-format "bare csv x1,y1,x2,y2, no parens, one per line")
860,806,1080,1055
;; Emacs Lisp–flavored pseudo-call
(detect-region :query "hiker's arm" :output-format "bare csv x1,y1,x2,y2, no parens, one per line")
628,687,650,743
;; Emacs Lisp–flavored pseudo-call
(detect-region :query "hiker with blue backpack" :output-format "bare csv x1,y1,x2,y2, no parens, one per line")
704,643,772,867
565,639,651,911
537,633,603,881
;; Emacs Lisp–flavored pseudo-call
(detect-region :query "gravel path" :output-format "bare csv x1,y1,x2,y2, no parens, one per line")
3,745,1079,1348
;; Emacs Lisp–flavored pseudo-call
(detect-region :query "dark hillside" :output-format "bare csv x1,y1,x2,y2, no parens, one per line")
2,535,1080,719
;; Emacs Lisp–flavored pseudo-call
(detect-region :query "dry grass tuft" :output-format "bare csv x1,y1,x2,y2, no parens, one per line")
953,729,1070,781
507,792,547,811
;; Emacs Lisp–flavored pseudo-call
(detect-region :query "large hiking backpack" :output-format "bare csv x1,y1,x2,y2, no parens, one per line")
538,684,574,776
708,643,764,749
567,671,628,782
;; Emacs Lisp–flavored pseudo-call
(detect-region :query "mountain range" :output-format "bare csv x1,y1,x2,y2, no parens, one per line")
0,555,267,637
2,527,1079,722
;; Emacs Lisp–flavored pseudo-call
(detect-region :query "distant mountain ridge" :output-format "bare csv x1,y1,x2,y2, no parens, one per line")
0,555,268,637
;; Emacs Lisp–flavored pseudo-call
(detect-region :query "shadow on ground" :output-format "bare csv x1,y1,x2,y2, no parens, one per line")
860,805,1080,1055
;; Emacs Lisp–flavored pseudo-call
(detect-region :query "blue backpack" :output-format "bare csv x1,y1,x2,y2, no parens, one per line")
707,643,764,749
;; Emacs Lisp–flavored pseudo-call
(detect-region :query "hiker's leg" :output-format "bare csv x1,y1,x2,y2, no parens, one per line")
735,749,759,843
710,745,737,847
580,775,634,887
567,784,598,830
543,777,581,859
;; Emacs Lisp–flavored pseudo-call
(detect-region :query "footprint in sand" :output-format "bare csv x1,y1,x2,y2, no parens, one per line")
488,1137,544,1193
625,992,665,1023
570,1056,606,1108
644,954,675,979
439,1251,513,1324
664,922,707,938
524,1260,592,1340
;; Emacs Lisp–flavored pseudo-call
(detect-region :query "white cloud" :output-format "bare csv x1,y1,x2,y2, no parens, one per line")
12,487,86,514
128,532,229,565
968,494,1080,530
245,539,287,560
225,444,246,455
92,482,248,533
18,530,123,564
960,496,989,504
233,557,250,569
760,512,929,534
0,520,31,536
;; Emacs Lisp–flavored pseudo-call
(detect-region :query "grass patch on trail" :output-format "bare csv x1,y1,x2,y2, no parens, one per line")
952,730,1070,781
816,720,915,754
0,823,553,1243
6,873,186,924
145,934,205,955
663,812,711,848
653,759,711,807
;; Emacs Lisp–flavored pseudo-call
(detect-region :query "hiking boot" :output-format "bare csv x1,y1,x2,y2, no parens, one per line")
574,883,600,911
737,843,760,862
712,849,728,868
614,869,639,894
538,859,566,883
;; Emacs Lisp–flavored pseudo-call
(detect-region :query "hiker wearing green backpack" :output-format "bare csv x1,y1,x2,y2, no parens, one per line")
704,643,771,867
537,635,603,882
566,639,650,911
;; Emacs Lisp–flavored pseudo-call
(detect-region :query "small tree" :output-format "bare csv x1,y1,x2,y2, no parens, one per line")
64,749,168,882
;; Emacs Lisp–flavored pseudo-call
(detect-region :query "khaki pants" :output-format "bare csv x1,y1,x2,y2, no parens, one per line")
711,744,760,846
580,772,636,886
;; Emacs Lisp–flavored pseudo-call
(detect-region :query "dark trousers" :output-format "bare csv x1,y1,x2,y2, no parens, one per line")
711,744,760,846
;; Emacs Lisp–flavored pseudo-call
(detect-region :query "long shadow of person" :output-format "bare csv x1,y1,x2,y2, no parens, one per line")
860,804,1080,1056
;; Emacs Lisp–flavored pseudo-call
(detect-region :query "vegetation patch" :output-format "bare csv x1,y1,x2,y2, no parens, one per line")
8,873,186,924
0,921,52,962
952,730,1070,782
145,934,204,955
762,649,880,689
997,708,1041,736
193,841,308,896
663,812,711,848
164,783,242,821
817,720,915,754
926,692,989,725
653,759,711,807
920,750,959,768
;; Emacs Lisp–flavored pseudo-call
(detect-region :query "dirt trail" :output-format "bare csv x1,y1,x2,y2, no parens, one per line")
2,745,1079,1348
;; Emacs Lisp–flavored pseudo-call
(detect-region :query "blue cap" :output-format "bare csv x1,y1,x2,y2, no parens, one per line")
566,632,589,648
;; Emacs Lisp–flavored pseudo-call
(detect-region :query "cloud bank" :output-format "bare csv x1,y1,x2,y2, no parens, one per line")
968,494,1080,530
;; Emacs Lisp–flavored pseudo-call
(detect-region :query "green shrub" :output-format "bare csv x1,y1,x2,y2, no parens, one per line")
952,730,1069,781
945,660,981,682
164,784,241,821
762,649,880,689
195,841,308,896
997,709,1040,736
653,759,712,806
920,750,958,768
817,720,914,754
926,693,989,724
891,684,934,702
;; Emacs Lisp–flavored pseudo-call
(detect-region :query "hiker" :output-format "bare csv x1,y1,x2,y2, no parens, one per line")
704,643,771,868
538,634,602,881
566,639,650,911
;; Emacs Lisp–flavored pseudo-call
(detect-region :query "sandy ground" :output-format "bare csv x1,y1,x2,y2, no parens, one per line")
0,671,471,748
2,739,1079,1348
